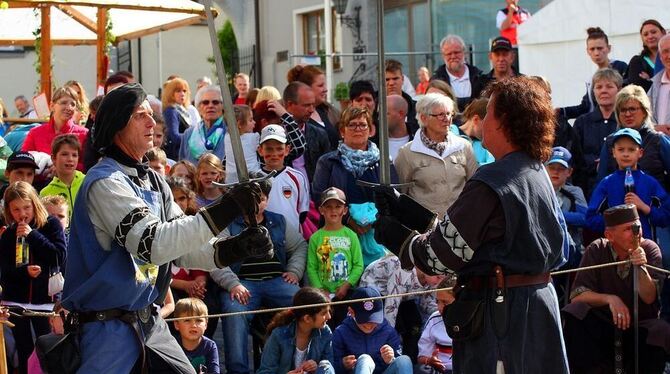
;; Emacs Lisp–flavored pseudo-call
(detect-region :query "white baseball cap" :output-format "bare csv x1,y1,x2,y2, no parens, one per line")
260,124,287,144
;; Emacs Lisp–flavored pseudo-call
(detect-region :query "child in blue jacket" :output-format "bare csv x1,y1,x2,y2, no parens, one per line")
587,128,670,240
332,287,412,374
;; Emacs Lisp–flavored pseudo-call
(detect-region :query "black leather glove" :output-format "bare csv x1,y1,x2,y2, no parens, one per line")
374,215,417,268
372,186,399,216
213,226,274,268
373,187,437,233
199,182,262,234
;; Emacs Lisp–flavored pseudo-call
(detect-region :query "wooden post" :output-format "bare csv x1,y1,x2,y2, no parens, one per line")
96,8,107,87
40,5,52,102
0,319,15,374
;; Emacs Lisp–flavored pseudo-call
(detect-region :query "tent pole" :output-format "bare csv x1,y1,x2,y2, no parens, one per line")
40,5,52,101
96,8,107,87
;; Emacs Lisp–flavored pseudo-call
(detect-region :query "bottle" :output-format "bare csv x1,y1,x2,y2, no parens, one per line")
15,236,28,267
624,167,635,194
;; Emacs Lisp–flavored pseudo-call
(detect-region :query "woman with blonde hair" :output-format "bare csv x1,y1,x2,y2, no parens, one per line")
22,86,88,171
162,77,198,159
597,84,670,185
253,85,282,107
64,80,89,125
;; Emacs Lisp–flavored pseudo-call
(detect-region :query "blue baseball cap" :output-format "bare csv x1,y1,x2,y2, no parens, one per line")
611,128,642,146
350,287,384,324
546,146,572,168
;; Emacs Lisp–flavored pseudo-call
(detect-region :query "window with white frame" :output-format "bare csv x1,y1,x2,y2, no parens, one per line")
301,8,342,70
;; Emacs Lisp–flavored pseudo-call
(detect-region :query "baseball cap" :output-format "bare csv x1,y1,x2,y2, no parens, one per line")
7,151,38,171
350,287,384,324
260,124,287,144
320,187,346,207
546,146,572,168
490,36,513,52
611,128,642,147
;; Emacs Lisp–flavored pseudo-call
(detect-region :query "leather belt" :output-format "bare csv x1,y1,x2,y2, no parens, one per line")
75,305,153,324
466,272,551,290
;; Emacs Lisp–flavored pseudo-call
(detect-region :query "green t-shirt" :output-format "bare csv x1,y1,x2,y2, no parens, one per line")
307,226,364,293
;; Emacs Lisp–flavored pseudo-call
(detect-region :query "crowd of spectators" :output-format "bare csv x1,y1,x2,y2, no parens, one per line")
0,9,670,374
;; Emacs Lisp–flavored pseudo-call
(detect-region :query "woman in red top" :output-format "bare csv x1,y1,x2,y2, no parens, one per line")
21,86,88,171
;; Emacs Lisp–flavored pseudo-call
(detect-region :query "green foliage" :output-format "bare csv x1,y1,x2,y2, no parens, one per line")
334,82,349,101
207,19,238,87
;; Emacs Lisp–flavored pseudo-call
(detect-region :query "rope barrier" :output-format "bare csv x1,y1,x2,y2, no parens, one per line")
165,258,642,322
5,258,667,322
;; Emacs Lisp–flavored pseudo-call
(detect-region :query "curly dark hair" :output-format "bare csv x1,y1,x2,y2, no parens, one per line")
484,77,555,162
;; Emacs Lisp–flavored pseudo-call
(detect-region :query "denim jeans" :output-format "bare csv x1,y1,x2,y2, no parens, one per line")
220,276,300,374
353,354,413,374
316,360,336,374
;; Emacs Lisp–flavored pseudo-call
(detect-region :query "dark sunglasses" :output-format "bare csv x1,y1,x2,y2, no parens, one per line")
200,100,222,106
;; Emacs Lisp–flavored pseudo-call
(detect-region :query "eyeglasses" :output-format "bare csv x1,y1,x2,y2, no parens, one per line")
619,106,642,114
200,100,222,106
131,111,154,122
345,122,370,130
428,112,453,121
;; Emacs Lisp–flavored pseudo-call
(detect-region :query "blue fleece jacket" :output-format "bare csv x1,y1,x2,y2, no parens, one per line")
332,316,402,374
587,169,670,238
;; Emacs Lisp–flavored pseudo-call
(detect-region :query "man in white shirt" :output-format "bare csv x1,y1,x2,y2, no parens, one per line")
13,95,38,119
430,35,483,112
386,94,412,160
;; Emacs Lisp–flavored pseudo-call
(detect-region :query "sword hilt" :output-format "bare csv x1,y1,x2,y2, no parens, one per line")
211,170,277,227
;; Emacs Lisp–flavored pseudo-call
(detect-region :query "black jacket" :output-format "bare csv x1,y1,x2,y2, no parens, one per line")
431,63,483,112
304,119,332,182
572,108,617,197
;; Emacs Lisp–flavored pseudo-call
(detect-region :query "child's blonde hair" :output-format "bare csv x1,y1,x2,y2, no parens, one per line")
4,181,49,228
174,297,208,318
195,153,224,195
41,194,67,210
146,147,167,166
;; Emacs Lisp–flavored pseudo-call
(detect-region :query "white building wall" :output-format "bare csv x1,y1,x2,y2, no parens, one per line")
518,0,670,108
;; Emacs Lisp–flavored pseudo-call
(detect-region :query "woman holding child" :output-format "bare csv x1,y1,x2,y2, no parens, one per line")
597,85,670,191
312,107,399,266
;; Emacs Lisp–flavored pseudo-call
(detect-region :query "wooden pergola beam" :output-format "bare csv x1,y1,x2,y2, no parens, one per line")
96,7,106,86
8,1,217,16
0,39,97,46
40,5,52,101
55,4,97,33
114,16,204,42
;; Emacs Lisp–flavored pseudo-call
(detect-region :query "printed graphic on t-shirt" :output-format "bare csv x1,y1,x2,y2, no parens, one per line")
317,236,351,282
282,185,292,199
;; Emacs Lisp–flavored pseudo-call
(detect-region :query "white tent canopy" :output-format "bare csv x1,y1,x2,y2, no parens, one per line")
517,0,670,108
0,0,211,46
